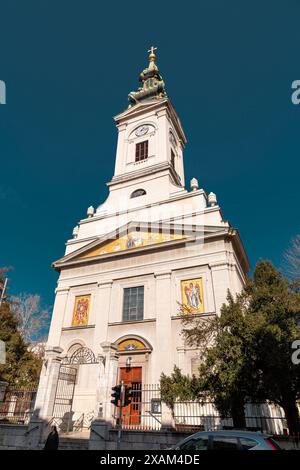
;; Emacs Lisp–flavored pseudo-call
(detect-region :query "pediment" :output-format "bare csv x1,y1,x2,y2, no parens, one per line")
114,99,168,122
53,222,227,269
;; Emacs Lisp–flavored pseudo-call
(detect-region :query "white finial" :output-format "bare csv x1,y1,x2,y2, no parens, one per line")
208,192,217,207
87,205,95,218
148,46,157,61
190,178,199,191
72,226,79,238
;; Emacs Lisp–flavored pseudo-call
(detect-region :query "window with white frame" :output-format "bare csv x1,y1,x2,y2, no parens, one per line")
122,286,144,321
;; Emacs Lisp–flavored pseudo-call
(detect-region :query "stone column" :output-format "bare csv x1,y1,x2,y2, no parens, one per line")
34,346,63,420
154,271,173,380
156,108,168,164
46,287,69,346
95,342,119,423
210,262,231,314
177,346,186,370
92,280,113,355
90,342,119,450
93,359,106,420
0,381,8,402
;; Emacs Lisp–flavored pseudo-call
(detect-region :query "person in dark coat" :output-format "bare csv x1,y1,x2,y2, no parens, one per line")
44,425,59,450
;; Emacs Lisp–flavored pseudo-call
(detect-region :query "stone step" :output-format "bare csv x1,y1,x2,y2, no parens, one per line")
58,437,89,450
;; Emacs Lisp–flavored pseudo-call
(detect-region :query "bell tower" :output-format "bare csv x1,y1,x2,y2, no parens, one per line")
105,47,188,208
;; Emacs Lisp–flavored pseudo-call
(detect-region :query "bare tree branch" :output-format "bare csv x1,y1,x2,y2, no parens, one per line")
10,293,51,344
284,235,300,279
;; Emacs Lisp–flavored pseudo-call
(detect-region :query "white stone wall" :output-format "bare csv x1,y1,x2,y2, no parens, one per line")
42,95,249,421
47,232,247,391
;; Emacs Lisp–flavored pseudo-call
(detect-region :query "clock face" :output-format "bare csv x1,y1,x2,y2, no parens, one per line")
135,125,149,137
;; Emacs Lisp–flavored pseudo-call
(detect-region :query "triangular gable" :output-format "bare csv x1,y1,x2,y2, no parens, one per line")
114,99,168,121
81,227,187,259
53,221,227,269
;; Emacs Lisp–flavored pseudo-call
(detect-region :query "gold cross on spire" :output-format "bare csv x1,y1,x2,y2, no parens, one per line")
148,46,157,61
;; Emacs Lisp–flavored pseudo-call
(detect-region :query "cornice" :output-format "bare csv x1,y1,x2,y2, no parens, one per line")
107,161,182,188
113,98,187,145
76,189,208,229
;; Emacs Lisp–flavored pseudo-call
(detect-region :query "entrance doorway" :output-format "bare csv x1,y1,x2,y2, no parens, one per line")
119,366,142,426
52,347,99,433
52,365,77,432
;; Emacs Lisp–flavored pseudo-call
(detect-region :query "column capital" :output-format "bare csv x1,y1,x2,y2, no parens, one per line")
116,123,127,131
54,287,70,295
154,270,172,280
97,280,113,288
100,341,118,355
156,108,167,118
45,346,63,360
208,261,228,270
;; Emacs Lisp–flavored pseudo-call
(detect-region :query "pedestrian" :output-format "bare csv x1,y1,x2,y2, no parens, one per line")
44,425,59,450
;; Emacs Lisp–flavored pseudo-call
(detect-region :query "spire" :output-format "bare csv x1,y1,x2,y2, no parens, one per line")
148,46,158,70
128,46,167,107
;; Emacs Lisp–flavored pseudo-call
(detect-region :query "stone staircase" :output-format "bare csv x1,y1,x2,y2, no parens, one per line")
58,431,90,450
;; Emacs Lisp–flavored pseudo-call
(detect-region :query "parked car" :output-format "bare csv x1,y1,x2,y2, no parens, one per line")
172,430,282,450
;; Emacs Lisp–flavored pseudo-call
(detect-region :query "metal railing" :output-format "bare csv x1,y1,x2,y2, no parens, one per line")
113,384,162,431
112,384,290,435
173,401,288,435
45,412,94,434
0,386,38,425
0,382,292,436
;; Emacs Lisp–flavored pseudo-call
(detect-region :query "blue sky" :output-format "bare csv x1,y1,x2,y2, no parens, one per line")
0,1,299,311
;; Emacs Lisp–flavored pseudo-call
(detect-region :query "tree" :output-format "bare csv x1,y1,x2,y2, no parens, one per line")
161,292,263,428
284,235,300,279
0,270,43,387
0,266,12,305
10,293,50,343
0,300,42,387
245,261,300,435
160,261,300,434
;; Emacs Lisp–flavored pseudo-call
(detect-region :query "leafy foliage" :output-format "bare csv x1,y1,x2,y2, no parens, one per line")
0,270,43,387
160,260,300,433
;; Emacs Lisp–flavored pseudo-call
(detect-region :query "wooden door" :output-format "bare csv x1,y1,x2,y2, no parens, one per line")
119,367,142,426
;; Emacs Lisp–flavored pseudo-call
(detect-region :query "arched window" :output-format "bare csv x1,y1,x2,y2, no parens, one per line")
131,189,146,198
115,335,152,353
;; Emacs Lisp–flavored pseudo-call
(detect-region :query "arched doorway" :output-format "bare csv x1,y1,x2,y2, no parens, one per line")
52,346,98,432
115,336,152,427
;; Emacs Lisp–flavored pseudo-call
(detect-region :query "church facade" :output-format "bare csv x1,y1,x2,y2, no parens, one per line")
35,49,249,427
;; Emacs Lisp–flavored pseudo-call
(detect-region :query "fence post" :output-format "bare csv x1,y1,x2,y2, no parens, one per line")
0,381,8,402
94,341,119,424
161,402,175,431
26,412,44,449
33,346,63,420
89,342,119,450
7,395,17,419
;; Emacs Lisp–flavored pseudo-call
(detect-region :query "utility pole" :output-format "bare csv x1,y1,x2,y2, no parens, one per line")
117,381,124,450
0,277,8,307
111,382,132,450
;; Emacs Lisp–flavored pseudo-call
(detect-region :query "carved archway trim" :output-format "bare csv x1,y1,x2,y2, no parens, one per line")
114,334,152,355
62,346,98,364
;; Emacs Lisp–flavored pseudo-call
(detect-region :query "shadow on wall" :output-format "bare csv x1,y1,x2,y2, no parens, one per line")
0,408,55,450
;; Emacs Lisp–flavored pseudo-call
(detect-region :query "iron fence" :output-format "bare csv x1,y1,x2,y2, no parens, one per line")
0,386,38,425
113,384,162,431
173,401,288,435
112,384,290,435
42,412,94,437
0,381,292,436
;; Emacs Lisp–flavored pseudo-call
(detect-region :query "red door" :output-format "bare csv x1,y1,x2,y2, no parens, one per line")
119,367,142,426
